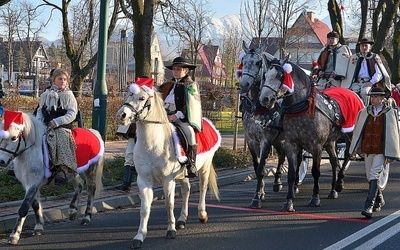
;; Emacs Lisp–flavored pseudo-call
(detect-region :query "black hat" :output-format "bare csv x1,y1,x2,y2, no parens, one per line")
368,87,386,96
327,31,339,38
50,68,56,77
166,57,196,70
358,38,374,45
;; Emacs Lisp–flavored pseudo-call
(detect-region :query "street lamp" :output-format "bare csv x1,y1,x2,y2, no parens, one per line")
92,0,109,140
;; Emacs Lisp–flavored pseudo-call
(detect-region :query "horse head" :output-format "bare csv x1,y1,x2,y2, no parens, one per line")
259,58,288,108
116,83,167,126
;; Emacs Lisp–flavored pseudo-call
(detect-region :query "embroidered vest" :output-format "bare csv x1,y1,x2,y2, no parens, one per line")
361,114,384,154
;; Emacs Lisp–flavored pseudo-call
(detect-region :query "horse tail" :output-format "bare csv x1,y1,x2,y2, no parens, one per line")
208,163,220,201
94,156,104,198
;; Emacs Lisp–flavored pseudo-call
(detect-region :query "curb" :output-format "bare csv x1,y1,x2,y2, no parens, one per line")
1,167,278,234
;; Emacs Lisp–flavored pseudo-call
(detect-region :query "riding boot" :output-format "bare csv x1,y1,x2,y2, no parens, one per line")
373,189,385,212
116,165,135,191
361,179,378,218
186,145,198,178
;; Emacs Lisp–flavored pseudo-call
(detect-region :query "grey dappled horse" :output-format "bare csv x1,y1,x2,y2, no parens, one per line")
239,41,302,209
259,58,356,212
0,112,104,245
116,84,220,249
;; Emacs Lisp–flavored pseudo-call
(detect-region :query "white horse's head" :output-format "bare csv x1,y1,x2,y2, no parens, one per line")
0,112,42,168
116,81,167,125
259,58,289,108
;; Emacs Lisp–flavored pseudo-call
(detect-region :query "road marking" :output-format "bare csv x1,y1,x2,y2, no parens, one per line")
353,222,400,250
188,202,368,223
324,210,400,250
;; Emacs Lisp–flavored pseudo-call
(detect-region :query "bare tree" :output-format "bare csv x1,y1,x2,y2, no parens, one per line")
269,0,314,58
16,0,45,75
119,0,155,78
0,1,22,85
158,0,211,79
219,27,243,88
241,0,274,47
41,0,120,94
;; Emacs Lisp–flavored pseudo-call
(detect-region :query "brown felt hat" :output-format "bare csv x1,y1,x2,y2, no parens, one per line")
358,38,374,45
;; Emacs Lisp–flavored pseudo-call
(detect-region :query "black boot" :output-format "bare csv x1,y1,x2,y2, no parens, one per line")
186,145,198,178
373,189,385,212
116,165,135,191
361,180,378,218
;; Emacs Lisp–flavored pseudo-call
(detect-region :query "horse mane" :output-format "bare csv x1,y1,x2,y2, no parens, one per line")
146,89,173,138
22,113,46,145
289,61,311,87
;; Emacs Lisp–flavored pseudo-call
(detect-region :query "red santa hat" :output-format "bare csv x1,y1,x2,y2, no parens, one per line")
129,77,155,96
282,63,294,93
312,61,319,70
0,110,25,138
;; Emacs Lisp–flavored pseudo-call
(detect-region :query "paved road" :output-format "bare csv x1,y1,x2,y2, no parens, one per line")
2,161,400,249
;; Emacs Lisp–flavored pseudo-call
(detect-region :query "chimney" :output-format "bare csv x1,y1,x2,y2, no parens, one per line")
307,12,315,23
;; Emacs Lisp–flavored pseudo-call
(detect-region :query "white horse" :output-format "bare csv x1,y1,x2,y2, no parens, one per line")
116,84,221,249
0,111,104,245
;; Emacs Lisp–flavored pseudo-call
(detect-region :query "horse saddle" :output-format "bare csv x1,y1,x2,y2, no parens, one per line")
316,92,344,127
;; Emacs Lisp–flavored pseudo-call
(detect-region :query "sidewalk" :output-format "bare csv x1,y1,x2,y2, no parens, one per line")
1,133,264,234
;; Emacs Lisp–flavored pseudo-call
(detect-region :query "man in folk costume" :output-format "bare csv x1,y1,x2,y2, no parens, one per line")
350,87,400,218
36,68,78,185
159,57,202,178
315,31,352,90
346,38,392,105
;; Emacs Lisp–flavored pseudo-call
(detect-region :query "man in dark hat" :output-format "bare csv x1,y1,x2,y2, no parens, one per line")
347,38,391,105
315,31,352,90
158,57,202,178
350,87,400,218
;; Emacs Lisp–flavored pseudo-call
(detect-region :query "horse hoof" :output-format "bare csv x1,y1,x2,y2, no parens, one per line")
307,197,321,207
250,199,262,209
69,208,78,220
166,230,176,239
131,239,143,249
328,190,338,199
335,183,344,192
199,215,208,223
81,217,91,225
273,183,283,192
282,201,295,212
176,220,186,229
294,186,300,194
7,236,19,245
33,229,44,236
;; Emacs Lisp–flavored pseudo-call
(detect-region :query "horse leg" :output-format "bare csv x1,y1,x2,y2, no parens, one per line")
251,143,271,209
273,143,285,192
325,143,339,199
294,150,303,194
176,178,190,229
32,193,44,236
248,143,264,208
282,145,299,212
336,137,351,192
69,174,84,221
308,151,322,207
132,177,154,249
8,185,39,245
163,179,177,239
82,169,97,225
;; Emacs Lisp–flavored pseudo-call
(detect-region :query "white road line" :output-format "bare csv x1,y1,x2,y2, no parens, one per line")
324,210,400,250
353,222,400,250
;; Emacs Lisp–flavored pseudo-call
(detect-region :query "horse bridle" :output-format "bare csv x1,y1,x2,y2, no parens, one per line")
242,52,263,84
0,134,35,167
122,95,167,124
262,62,286,101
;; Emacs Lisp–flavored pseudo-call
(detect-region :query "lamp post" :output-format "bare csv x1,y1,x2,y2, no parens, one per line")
92,0,109,140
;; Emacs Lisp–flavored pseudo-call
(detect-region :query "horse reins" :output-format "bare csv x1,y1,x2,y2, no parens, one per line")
122,99,168,124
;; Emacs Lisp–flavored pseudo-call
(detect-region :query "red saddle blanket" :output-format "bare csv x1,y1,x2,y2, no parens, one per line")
173,118,221,163
322,87,365,133
44,128,104,178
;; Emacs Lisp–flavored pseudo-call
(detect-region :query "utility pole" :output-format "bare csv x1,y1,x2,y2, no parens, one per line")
92,0,109,140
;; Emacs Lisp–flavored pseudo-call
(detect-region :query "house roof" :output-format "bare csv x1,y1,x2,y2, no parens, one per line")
302,12,331,46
